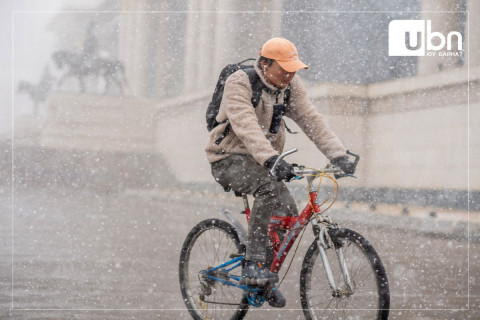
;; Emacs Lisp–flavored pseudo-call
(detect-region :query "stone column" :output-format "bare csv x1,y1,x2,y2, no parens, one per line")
118,0,151,97
149,6,189,99
184,0,217,93
418,0,465,74
213,0,237,72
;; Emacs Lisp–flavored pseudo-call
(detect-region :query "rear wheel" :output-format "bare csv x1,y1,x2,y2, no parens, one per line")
300,228,389,320
179,219,249,320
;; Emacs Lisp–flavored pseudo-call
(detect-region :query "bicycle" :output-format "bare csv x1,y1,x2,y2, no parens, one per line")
179,148,390,320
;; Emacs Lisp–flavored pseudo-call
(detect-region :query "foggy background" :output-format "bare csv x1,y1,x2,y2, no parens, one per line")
1,0,479,319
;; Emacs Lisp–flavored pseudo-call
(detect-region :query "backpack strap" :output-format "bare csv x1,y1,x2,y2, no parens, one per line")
282,85,297,134
283,84,290,112
244,68,268,108
214,124,231,145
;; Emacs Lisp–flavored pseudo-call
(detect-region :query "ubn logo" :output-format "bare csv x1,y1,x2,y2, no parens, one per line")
388,20,463,56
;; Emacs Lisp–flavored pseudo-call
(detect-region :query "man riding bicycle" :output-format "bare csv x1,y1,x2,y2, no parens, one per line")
205,37,356,307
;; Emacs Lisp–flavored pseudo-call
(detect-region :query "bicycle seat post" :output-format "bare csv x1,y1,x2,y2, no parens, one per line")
242,195,250,211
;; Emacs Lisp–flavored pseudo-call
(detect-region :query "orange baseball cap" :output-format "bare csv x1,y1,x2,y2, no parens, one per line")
259,37,309,73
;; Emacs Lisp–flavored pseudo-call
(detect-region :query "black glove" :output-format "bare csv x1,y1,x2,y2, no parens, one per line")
264,156,296,182
331,156,356,175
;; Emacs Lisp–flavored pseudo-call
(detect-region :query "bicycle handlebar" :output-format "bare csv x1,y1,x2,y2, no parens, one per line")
270,148,360,180
293,166,343,176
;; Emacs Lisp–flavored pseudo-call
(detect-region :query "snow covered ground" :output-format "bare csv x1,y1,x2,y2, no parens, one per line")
0,186,478,319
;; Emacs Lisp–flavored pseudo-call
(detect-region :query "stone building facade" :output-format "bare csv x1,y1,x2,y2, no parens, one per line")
39,0,479,209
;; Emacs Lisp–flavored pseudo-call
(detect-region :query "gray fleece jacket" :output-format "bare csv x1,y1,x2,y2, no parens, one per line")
205,60,347,165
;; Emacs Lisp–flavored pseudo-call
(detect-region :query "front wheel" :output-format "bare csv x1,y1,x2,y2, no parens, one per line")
300,228,390,320
179,219,249,320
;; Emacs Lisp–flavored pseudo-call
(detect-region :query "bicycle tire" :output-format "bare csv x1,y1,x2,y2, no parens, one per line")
300,228,390,320
179,219,249,320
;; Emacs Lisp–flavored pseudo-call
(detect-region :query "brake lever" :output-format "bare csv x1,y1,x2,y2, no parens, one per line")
290,164,304,181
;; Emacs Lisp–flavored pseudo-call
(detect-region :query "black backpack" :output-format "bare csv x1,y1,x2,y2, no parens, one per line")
206,58,292,145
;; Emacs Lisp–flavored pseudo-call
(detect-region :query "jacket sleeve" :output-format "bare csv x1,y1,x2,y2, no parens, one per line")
285,77,347,160
222,71,278,165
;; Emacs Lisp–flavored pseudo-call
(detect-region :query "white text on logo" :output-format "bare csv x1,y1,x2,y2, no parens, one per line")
388,20,463,57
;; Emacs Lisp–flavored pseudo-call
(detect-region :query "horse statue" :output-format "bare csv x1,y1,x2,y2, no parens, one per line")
52,50,87,93
17,66,55,117
52,50,128,95
51,21,128,95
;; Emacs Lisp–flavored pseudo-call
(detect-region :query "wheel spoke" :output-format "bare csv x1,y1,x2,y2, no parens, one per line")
309,296,336,308
355,270,375,290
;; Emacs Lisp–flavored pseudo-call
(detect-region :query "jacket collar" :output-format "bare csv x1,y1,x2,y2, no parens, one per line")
254,58,285,95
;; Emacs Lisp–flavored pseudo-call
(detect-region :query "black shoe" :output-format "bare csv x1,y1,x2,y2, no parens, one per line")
240,260,279,286
267,286,286,308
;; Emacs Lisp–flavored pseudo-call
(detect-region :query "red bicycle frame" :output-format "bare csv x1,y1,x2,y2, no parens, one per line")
244,190,322,273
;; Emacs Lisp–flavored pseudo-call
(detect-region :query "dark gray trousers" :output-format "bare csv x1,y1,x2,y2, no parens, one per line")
211,154,298,263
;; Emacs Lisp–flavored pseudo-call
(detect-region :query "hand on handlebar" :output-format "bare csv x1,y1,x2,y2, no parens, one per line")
265,156,297,182
331,156,356,175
